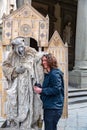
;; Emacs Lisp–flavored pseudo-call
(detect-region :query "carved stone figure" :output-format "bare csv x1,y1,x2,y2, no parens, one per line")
2,37,44,130
63,22,72,45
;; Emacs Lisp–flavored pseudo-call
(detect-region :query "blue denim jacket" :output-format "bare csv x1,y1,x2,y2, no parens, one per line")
40,68,64,110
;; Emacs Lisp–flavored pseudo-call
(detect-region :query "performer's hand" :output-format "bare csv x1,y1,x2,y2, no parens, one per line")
34,82,42,88
15,66,26,74
34,86,42,94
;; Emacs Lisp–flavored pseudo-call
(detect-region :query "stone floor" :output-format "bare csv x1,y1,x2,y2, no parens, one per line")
58,102,87,130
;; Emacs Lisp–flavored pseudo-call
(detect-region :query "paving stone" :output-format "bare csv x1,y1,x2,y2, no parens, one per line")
58,105,87,130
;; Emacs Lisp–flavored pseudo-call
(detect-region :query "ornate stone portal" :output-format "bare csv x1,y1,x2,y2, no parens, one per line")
0,0,68,124
2,2,49,47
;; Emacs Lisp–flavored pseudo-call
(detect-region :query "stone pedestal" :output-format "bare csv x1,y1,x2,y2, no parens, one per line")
69,0,87,88
69,70,87,88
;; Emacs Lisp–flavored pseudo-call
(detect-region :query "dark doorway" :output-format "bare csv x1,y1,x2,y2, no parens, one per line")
30,38,38,51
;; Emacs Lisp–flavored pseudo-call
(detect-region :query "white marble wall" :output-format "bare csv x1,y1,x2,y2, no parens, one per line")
0,0,16,23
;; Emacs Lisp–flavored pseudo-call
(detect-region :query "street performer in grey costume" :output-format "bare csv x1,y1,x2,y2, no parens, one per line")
2,37,44,130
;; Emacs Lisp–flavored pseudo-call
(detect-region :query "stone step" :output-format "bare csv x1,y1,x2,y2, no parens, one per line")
68,91,87,98
68,87,87,105
68,96,87,105
68,88,87,93
68,102,87,110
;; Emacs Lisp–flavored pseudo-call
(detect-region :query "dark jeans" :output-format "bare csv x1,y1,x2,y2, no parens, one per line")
44,109,62,130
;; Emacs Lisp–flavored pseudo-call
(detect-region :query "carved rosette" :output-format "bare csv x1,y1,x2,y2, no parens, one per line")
6,22,11,28
20,24,31,35
23,10,31,18
4,21,12,41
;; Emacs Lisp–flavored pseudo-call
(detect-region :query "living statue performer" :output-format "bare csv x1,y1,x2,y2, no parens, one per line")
2,37,44,130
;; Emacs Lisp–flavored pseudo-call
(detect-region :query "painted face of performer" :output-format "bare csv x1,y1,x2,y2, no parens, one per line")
11,37,26,57
15,45,25,57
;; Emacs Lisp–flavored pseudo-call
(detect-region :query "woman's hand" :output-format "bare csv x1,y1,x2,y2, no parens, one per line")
34,86,42,94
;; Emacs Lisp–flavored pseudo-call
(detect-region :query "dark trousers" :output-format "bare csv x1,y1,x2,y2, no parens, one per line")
44,109,62,130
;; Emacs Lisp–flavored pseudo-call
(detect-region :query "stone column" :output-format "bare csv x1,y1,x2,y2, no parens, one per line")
16,0,31,8
69,0,87,88
16,0,24,8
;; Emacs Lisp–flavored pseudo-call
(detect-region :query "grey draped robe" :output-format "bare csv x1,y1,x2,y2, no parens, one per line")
3,47,44,130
